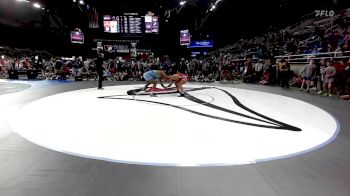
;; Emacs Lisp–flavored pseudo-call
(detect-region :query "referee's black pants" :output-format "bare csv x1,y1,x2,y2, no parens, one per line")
97,70,103,89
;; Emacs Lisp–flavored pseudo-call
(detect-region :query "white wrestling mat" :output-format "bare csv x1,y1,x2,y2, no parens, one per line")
9,84,339,166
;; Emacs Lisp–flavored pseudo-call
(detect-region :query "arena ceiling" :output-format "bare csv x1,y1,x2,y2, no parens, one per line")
4,0,346,36
1,0,349,56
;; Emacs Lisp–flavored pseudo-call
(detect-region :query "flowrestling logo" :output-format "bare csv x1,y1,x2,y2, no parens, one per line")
103,45,130,53
315,10,335,17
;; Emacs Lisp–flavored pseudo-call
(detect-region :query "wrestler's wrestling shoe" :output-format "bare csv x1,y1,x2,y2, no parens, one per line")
178,93,185,97
150,92,157,97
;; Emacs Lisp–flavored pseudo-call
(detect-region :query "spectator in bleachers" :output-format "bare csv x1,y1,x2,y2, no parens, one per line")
202,62,209,78
259,69,271,85
331,30,343,52
311,46,319,54
322,60,337,97
253,60,263,83
263,59,271,71
71,66,82,81
290,73,303,87
286,38,298,54
320,36,330,53
243,60,253,83
300,59,317,92
44,65,55,80
109,65,117,80
336,13,348,30
0,58,4,77
270,60,278,84
80,65,88,80
342,26,350,50
316,58,327,94
278,58,290,88
336,59,350,95
344,60,350,99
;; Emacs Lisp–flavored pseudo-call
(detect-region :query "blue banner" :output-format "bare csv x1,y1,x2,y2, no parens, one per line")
187,40,214,48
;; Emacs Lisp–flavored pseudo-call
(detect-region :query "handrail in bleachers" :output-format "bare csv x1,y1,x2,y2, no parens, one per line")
275,51,350,64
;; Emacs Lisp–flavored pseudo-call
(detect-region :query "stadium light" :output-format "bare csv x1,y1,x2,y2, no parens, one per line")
209,4,216,12
72,0,76,2
208,0,224,12
179,1,186,6
79,0,84,5
33,3,41,8
1,55,4,60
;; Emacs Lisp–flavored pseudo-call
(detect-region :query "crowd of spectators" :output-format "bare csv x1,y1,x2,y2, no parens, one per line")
211,10,350,60
0,54,349,101
0,56,217,82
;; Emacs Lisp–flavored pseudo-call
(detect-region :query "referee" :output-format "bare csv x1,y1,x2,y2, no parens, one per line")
95,51,105,90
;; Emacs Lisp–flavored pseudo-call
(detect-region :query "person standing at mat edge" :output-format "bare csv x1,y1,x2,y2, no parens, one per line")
279,58,290,89
95,51,105,90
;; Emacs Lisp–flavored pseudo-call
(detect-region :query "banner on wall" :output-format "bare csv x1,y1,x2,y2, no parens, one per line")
103,44,130,53
180,30,191,46
70,31,84,44
187,40,214,48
